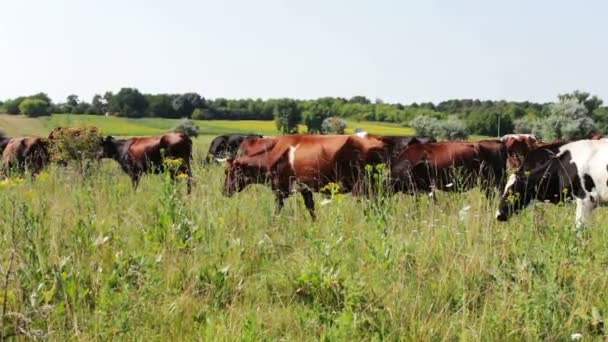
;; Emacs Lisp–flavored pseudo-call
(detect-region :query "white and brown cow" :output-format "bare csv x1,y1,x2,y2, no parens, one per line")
496,139,608,229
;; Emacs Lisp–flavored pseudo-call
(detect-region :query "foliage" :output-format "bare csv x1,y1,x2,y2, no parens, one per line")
539,99,597,140
410,115,468,140
274,98,301,134
109,88,149,117
146,94,178,118
3,97,24,114
47,126,102,174
172,93,204,118
517,91,601,140
18,98,51,117
303,98,335,133
321,117,347,134
172,119,200,137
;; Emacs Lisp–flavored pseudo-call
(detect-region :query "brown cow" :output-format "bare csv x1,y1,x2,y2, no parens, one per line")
224,134,389,219
391,139,509,196
500,134,538,171
99,132,193,193
1,137,50,178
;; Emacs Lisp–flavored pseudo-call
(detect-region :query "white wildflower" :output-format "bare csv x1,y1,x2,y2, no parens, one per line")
571,333,582,341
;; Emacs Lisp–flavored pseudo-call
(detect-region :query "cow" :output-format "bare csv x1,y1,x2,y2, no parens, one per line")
500,134,539,171
1,137,50,178
99,132,193,193
205,134,263,164
0,135,12,155
391,139,510,197
496,139,608,229
223,134,389,219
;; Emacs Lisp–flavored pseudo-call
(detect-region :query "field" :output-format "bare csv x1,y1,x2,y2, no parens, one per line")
2,115,608,340
0,114,416,137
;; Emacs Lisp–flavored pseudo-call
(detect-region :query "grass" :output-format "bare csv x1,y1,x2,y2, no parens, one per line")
0,134,607,340
3,115,587,340
1,114,426,138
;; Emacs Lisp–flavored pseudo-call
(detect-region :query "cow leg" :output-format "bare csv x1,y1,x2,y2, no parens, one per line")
301,189,317,220
274,192,287,215
575,197,595,232
131,174,141,191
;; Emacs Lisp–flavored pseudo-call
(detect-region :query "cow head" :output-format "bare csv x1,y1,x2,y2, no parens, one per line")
223,158,265,196
496,172,535,221
99,136,118,159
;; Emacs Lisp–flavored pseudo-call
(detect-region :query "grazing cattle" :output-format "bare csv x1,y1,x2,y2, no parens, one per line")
205,134,262,163
496,139,608,228
391,139,509,196
376,135,436,164
99,132,193,193
1,137,49,178
0,135,12,155
223,134,389,219
501,134,538,170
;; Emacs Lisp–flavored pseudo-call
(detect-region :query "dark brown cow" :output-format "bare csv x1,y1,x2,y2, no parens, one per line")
224,134,389,219
99,132,193,193
501,134,538,171
1,137,50,178
0,135,12,156
391,139,509,196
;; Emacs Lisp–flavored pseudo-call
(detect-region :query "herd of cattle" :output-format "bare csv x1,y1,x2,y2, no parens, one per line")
1,129,608,227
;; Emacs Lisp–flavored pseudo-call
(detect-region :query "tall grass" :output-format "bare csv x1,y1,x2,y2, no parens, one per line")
1,140,608,340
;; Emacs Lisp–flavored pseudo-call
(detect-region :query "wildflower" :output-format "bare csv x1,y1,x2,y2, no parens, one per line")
176,173,188,180
571,333,582,341
458,205,471,221
93,235,110,247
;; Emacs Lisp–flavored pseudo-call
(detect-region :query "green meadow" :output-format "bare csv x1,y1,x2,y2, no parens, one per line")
1,114,607,340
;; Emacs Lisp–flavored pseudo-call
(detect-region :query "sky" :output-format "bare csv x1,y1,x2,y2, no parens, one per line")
0,0,606,104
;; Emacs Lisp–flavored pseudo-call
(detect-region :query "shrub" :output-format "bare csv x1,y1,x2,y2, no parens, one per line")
18,98,50,117
517,99,598,140
173,119,200,137
321,117,347,134
3,97,25,114
48,126,102,174
409,115,467,140
409,115,441,137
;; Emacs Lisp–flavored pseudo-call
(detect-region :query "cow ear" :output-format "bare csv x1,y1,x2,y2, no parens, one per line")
105,135,114,142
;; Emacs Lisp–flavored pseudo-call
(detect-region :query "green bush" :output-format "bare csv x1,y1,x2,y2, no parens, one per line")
3,97,24,114
18,98,50,117
410,115,468,140
173,119,200,137
321,117,347,134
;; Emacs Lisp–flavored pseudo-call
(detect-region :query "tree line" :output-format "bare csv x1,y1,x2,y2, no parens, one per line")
1,88,606,138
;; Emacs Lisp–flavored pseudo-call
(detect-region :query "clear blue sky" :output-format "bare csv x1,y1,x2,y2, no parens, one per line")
1,0,606,104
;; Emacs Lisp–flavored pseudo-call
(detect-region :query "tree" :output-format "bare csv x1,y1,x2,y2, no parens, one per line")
466,110,514,136
19,98,51,117
539,98,596,140
91,94,107,115
172,93,203,118
303,98,335,133
66,94,79,108
349,96,371,104
146,94,178,117
558,90,603,114
3,97,24,114
274,99,301,134
109,88,148,117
